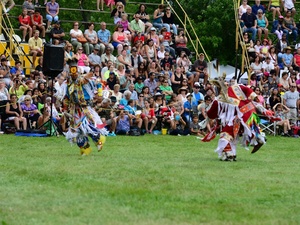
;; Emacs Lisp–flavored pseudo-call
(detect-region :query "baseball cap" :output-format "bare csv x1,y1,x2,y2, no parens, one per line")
194,82,200,86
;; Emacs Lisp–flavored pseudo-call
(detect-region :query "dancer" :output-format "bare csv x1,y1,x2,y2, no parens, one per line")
63,59,108,156
203,74,276,161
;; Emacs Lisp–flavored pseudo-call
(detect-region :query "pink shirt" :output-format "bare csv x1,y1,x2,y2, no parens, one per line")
77,54,87,66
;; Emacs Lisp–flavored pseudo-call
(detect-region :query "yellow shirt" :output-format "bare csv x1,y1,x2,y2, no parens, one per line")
28,37,43,50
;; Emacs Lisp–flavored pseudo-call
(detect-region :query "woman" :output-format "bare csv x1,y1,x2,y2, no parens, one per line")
176,51,192,81
276,33,289,64
279,71,289,90
19,8,32,42
37,107,56,135
5,94,27,130
32,87,43,107
288,71,297,87
268,46,280,76
179,78,192,93
9,78,28,99
293,47,300,72
116,64,126,77
30,9,46,41
250,55,263,77
159,78,173,102
37,82,46,97
84,22,100,55
141,86,151,99
144,39,157,63
153,4,166,31
45,0,59,31
282,10,298,44
135,62,148,80
157,44,166,61
75,47,90,74
117,49,132,70
136,4,153,33
162,6,177,35
239,0,250,19
111,84,123,104
175,29,190,56
117,13,133,42
171,66,185,94
268,0,282,21
177,87,189,105
111,2,125,24
142,98,157,134
147,27,160,49
254,87,265,107
112,24,128,55
256,9,269,41
0,79,9,123
64,43,75,61
268,88,281,109
22,0,35,15
159,27,175,58
70,21,89,53
147,61,161,74
21,95,40,129
136,93,145,110
273,103,292,136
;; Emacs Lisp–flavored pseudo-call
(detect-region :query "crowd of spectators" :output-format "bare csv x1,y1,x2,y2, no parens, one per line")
0,0,299,136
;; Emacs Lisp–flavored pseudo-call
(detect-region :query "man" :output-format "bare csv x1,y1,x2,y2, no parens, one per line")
88,45,101,69
130,47,143,70
241,7,257,42
192,53,208,85
283,85,300,125
2,0,15,15
54,74,66,103
144,72,157,95
10,61,24,78
262,56,274,73
251,0,265,15
191,82,204,114
28,30,43,68
120,69,133,92
31,9,46,42
101,47,116,68
130,13,145,34
128,83,138,101
97,22,114,56
50,20,65,44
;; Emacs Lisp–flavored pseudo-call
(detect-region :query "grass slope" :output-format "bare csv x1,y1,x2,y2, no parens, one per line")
0,135,300,225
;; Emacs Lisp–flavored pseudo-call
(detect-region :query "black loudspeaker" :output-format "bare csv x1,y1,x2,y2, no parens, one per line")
43,44,64,77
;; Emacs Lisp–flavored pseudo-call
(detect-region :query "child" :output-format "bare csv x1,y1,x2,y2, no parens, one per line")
190,114,205,136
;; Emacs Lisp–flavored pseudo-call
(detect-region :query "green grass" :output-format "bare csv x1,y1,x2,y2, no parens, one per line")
0,134,300,225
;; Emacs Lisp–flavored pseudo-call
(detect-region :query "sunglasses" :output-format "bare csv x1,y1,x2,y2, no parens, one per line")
291,86,296,88
139,95,144,97
25,99,30,101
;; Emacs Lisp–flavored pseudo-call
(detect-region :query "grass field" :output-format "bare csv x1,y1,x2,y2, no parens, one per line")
0,134,300,225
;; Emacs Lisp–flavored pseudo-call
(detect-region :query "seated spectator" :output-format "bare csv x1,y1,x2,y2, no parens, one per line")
251,55,263,77
21,95,40,129
130,47,144,71
97,22,114,56
96,0,104,11
288,71,297,87
111,2,125,24
176,51,193,84
191,82,204,114
241,7,257,42
115,109,131,135
134,76,144,94
111,84,122,103
254,87,265,106
4,94,27,130
276,33,289,65
175,29,190,56
117,49,132,70
183,92,192,123
0,58,11,87
2,0,15,15
153,4,167,31
135,62,148,80
144,72,157,95
273,103,293,136
28,30,43,68
112,24,128,55
37,107,57,135
198,95,212,131
101,47,116,68
268,0,282,21
157,44,166,61
136,4,152,33
293,47,300,72
252,0,265,15
159,27,175,58
75,47,90,74
282,10,298,44
88,46,101,69
190,114,205,136
19,8,32,42
9,77,28,98
116,63,125,77
50,20,65,44
169,111,189,136
281,47,293,71
64,43,75,61
256,9,269,41
97,98,117,135
147,27,160,49
106,71,120,90
119,70,132,92
84,22,100,55
142,98,157,134
141,86,151,99
239,0,250,19
144,39,157,64
192,53,209,85
271,16,284,40
130,13,145,35
70,21,89,53
148,60,161,74
103,64,119,81
268,87,281,109
30,9,45,42
283,0,296,17
268,46,280,76
22,0,35,15
45,0,59,31
162,6,177,35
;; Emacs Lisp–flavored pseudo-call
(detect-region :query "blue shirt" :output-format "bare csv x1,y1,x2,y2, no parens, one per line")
97,29,111,44
191,92,204,107
282,53,293,65
252,4,265,15
10,67,24,75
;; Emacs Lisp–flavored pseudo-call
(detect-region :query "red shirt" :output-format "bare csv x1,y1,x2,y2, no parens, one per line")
19,15,31,26
294,54,300,66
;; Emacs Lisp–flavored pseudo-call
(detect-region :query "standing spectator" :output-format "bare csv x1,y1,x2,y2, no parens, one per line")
283,0,296,17
282,10,298,44
268,0,282,21
252,0,265,15
30,9,45,42
97,22,114,56
28,30,43,68
45,0,59,32
70,22,89,53
256,9,269,41
136,4,153,33
241,7,257,42
50,20,65,44
153,4,166,31
283,85,299,125
192,53,209,85
19,8,32,42
84,22,100,55
162,6,177,35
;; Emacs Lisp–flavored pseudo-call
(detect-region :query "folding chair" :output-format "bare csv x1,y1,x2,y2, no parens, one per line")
259,116,276,136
